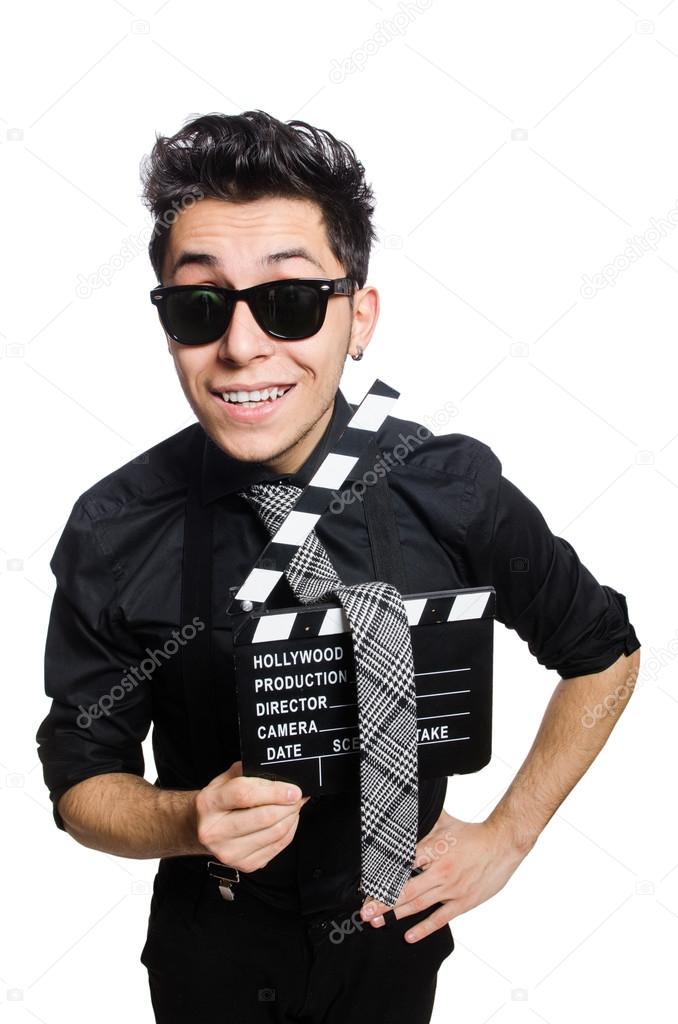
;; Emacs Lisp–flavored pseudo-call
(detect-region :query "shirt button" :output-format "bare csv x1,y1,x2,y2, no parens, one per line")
312,867,323,879
240,600,254,612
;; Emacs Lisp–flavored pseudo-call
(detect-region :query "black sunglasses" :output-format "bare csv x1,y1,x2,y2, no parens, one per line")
149,277,356,345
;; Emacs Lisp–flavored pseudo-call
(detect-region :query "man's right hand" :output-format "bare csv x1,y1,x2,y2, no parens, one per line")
195,760,311,872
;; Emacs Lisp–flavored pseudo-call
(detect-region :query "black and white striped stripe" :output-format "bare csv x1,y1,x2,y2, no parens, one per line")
235,587,496,644
234,378,399,606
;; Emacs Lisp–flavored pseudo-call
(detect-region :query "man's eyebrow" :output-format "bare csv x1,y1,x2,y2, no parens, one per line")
168,247,327,281
169,252,220,278
260,248,327,274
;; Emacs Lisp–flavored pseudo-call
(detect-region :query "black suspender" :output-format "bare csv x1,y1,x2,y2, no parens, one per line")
180,428,408,785
179,428,223,785
361,440,408,594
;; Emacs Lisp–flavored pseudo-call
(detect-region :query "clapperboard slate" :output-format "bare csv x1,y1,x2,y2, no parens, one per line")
229,377,496,795
232,587,495,794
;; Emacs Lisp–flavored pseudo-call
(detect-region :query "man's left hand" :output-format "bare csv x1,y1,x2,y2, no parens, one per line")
359,809,531,943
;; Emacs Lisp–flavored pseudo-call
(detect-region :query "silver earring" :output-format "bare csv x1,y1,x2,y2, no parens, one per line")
351,346,364,361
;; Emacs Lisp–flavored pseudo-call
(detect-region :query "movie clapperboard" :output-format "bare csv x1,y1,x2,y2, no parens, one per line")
230,379,496,795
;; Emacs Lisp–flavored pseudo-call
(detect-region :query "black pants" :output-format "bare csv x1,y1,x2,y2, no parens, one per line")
140,867,454,1024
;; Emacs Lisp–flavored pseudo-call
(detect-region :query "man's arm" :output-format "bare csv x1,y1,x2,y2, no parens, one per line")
57,773,208,859
360,648,640,940
485,647,640,852
57,765,311,869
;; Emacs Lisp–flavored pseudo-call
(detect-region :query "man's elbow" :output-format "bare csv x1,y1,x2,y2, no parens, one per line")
56,775,111,843
57,784,87,839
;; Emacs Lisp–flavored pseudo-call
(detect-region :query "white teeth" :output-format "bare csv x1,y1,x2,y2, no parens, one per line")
220,386,290,404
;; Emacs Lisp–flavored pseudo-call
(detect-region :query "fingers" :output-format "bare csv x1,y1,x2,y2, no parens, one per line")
204,772,304,814
360,898,391,921
401,903,456,943
235,811,304,873
226,796,308,839
360,868,441,924
212,802,305,873
197,773,311,870
196,768,312,870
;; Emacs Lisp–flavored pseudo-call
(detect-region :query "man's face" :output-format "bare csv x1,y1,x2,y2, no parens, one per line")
159,195,378,474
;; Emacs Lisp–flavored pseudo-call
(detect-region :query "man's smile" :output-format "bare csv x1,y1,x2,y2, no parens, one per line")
209,381,298,420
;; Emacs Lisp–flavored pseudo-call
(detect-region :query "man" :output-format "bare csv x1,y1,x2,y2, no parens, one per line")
36,110,641,1024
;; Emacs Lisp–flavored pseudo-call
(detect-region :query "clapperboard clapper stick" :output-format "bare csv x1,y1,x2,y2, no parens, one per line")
229,378,496,795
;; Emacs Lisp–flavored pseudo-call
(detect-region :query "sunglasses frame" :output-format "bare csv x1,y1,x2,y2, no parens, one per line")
149,276,357,345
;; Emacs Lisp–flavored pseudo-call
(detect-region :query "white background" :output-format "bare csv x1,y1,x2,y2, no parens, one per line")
2,1,676,1021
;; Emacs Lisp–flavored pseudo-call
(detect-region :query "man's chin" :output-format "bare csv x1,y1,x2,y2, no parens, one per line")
209,431,279,464
197,415,284,463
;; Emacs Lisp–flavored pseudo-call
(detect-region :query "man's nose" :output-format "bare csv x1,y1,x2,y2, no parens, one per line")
216,298,275,362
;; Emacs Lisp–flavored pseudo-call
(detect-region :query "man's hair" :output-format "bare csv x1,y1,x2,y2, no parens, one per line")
140,109,378,288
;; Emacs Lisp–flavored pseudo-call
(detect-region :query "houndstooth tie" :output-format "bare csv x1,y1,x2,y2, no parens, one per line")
239,481,419,907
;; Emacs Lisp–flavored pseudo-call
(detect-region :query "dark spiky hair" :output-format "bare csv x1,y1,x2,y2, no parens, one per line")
140,109,378,287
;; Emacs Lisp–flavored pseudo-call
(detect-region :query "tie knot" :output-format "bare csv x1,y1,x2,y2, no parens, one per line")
238,481,303,537
245,481,303,499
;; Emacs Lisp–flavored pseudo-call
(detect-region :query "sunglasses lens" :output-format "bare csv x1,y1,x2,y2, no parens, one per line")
252,283,324,339
164,288,229,344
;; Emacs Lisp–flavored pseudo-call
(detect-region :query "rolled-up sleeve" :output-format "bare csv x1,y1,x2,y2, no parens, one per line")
468,450,641,679
36,498,152,830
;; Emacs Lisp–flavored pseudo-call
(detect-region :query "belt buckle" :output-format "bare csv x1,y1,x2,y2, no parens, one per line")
207,860,240,901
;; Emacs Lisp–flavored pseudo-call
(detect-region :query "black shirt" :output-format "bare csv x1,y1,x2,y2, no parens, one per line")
36,387,640,916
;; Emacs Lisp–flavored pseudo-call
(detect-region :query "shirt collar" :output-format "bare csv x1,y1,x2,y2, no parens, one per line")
200,387,356,504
